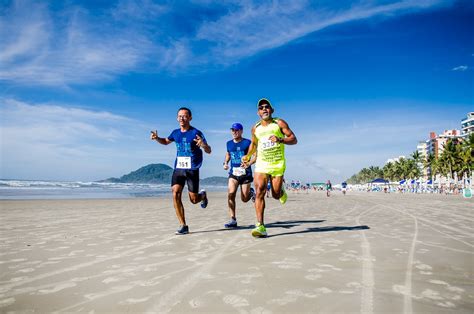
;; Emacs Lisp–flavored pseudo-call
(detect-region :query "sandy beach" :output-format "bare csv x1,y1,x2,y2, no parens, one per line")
0,191,473,313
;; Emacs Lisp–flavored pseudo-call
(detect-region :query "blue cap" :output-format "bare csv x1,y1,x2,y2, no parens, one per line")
230,123,243,130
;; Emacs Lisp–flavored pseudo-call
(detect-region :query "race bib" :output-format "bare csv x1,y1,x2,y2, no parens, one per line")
232,167,246,177
261,139,277,150
177,156,191,169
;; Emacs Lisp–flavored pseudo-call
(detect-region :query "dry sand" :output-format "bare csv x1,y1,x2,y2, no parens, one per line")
0,191,473,313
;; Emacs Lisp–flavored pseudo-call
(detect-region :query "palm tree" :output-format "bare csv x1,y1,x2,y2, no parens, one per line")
411,150,424,178
383,162,395,181
440,139,459,179
457,133,473,179
425,153,435,179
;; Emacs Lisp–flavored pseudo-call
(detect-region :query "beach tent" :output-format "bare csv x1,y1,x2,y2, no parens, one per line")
399,179,406,184
368,178,389,192
370,178,389,184
427,179,433,184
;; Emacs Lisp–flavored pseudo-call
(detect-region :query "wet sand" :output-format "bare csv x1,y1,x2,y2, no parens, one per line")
0,191,473,313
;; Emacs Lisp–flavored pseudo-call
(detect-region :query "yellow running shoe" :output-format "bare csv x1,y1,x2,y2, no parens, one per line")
251,223,267,238
279,186,288,204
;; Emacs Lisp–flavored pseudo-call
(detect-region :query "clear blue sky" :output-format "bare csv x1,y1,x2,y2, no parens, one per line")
1,0,473,182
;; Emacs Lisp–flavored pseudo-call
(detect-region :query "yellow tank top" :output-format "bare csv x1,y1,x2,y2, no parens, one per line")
254,118,286,175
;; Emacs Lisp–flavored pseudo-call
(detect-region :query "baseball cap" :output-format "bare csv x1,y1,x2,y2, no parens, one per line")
257,98,273,109
230,123,243,130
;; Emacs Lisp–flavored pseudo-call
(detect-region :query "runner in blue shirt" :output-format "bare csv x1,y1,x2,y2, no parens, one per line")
150,107,211,235
341,181,347,195
223,123,256,228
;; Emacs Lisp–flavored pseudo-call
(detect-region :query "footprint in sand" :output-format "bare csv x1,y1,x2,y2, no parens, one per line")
119,297,150,305
189,297,205,308
223,294,249,307
37,282,77,295
272,258,302,269
239,289,257,295
250,306,272,314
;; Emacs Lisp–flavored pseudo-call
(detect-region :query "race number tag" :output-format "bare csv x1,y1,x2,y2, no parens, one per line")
232,167,246,177
261,139,277,150
177,156,191,169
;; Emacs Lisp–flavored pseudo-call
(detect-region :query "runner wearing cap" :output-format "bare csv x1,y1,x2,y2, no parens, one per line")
150,107,211,235
242,98,298,237
223,123,256,228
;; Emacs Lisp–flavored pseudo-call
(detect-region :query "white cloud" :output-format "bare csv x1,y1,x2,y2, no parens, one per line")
452,65,468,71
0,0,452,86
0,1,154,86
195,0,449,65
0,98,172,180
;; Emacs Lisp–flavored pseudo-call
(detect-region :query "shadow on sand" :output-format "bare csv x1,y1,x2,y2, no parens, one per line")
191,220,325,234
191,219,369,237
267,224,370,238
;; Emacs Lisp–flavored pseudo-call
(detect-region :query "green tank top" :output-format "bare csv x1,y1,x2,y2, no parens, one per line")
254,118,286,173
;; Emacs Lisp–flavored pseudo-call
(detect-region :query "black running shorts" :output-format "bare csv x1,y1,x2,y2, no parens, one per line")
229,174,253,185
171,169,200,193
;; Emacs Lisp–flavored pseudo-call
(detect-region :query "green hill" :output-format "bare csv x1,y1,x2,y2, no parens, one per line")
102,164,173,183
101,164,228,185
200,176,228,186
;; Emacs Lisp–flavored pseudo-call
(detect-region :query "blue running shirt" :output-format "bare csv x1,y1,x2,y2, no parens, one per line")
226,138,252,177
168,127,206,170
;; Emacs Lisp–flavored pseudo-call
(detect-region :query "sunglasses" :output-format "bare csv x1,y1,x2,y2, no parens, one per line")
258,105,271,110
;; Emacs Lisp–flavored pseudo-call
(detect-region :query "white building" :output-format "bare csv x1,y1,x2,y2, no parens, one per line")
461,112,474,138
416,141,429,178
428,130,462,158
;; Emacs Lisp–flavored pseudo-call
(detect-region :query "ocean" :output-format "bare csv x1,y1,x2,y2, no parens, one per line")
0,180,226,200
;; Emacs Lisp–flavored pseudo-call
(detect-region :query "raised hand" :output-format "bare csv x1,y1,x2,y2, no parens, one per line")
194,134,204,147
150,130,158,140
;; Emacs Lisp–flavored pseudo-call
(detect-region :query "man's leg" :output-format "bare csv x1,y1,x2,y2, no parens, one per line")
227,178,239,220
186,170,207,208
240,182,252,202
270,175,288,204
172,184,186,225
254,173,268,224
270,176,284,199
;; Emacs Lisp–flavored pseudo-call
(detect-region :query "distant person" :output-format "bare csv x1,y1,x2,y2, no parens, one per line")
223,123,256,228
326,180,332,197
150,107,211,235
341,181,347,195
242,98,298,237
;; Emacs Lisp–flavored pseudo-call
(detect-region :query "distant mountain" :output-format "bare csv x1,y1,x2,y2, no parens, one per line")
200,176,228,186
101,164,228,185
101,164,173,183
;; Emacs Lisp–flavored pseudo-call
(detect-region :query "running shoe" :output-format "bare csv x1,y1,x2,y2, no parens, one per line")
251,222,267,238
279,186,288,204
175,225,189,235
224,219,238,228
250,187,256,203
200,189,208,208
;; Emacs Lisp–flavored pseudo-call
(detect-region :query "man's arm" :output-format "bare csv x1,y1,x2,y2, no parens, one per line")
150,130,172,145
194,134,211,154
223,152,230,170
276,119,297,145
242,126,257,163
